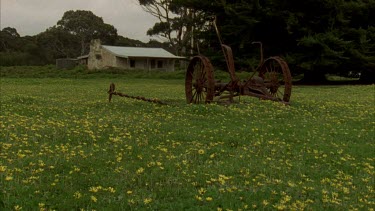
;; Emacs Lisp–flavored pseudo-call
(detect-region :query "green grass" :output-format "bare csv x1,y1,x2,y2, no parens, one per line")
0,65,264,81
0,71,374,210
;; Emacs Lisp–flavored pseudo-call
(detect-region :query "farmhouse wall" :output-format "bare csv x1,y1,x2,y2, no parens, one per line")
135,58,147,69
101,48,117,68
151,59,175,71
166,60,175,71
116,57,128,68
88,40,116,69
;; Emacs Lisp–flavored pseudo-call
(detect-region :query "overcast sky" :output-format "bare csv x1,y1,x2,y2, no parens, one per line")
0,0,159,42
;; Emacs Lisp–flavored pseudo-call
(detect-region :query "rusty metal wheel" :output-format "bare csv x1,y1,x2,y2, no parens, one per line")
259,57,292,102
185,56,215,104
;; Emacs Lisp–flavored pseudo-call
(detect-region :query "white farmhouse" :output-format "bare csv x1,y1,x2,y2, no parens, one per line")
87,40,184,71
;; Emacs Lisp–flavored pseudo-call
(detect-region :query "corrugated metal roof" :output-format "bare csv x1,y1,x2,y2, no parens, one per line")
102,45,185,59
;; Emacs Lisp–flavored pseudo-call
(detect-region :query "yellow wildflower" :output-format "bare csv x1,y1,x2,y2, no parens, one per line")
14,205,22,211
136,167,145,174
198,188,206,195
107,187,116,193
262,200,269,206
144,198,152,204
38,203,45,208
195,195,203,201
91,195,97,203
73,191,82,199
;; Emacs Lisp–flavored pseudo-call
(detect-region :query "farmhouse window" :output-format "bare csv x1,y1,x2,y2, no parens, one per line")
157,60,163,68
130,59,136,68
151,60,156,69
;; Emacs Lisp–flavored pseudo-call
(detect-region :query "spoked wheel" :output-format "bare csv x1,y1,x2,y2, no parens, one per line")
185,56,215,104
258,57,292,102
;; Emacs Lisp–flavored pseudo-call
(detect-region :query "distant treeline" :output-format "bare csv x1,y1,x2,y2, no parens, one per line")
0,10,170,66
1,2,375,83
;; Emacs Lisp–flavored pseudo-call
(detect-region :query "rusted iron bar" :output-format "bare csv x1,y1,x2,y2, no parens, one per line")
108,83,167,105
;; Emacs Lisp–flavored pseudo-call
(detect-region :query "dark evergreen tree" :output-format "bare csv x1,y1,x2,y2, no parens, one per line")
174,0,375,83
36,26,81,63
0,27,21,52
57,10,118,55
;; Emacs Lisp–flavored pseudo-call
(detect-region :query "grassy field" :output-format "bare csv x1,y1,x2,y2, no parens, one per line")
0,71,374,210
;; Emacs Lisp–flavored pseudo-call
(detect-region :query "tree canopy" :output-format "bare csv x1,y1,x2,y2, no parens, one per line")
164,0,374,82
57,10,118,55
